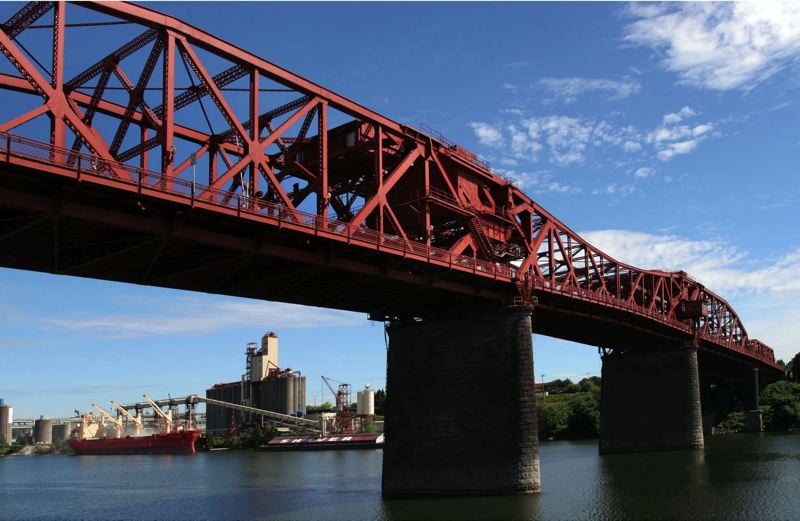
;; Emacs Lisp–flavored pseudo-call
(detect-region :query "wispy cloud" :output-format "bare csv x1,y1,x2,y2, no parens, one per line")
494,168,582,195
624,3,800,91
502,60,530,69
1,384,154,397
469,113,640,167
468,121,504,148
591,183,637,197
509,116,637,165
581,229,800,295
645,106,717,161
662,106,696,124
581,229,800,359
536,77,642,104
623,141,641,152
41,298,363,340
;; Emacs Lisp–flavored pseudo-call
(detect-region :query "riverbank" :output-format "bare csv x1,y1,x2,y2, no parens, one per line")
0,443,71,456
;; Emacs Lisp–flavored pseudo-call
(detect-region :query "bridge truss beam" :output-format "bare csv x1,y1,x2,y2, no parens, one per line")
0,1,779,371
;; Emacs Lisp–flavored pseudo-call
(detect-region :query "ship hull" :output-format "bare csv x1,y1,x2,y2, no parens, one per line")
68,431,201,455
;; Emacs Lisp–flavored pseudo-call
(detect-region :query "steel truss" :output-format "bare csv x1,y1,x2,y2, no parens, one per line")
0,1,778,369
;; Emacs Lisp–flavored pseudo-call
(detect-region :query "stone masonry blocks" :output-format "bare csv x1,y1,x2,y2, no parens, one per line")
600,345,704,454
382,306,539,496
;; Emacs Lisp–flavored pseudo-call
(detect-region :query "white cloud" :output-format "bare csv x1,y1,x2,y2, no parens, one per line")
485,116,635,166
656,139,700,161
633,167,654,178
499,158,519,167
538,182,582,195
592,183,637,196
468,122,504,148
494,169,581,195
507,123,544,160
580,229,800,358
663,106,696,124
623,140,641,152
493,168,548,189
537,77,642,104
43,298,363,339
646,108,716,161
469,106,715,168
624,3,800,90
503,61,530,69
580,229,800,295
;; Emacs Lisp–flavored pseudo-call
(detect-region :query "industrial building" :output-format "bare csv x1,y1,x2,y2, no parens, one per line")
206,332,306,434
356,385,375,416
0,398,11,444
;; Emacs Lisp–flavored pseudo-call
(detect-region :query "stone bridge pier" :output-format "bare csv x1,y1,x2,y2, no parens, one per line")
382,306,539,497
599,342,704,454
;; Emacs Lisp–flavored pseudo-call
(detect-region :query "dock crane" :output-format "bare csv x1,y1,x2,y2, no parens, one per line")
143,394,173,433
91,404,123,438
322,376,355,434
110,400,143,436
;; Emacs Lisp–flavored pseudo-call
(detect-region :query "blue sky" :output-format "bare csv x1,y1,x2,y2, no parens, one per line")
1,2,799,418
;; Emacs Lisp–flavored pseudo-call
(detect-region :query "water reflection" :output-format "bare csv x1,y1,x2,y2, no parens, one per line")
380,494,539,521
1,434,798,520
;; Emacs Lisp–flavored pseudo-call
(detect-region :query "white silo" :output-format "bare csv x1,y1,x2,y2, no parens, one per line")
356,384,375,416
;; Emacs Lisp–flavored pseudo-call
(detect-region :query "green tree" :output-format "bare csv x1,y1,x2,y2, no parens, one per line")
537,399,570,439
788,352,800,382
760,380,800,430
546,379,574,394
307,401,334,413
374,389,386,415
716,411,745,432
566,394,600,438
578,377,600,394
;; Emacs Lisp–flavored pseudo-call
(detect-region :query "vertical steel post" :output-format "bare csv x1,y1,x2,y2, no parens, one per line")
161,31,175,188
375,126,383,239
248,68,259,206
424,156,431,252
208,144,218,202
318,101,328,223
140,127,149,172
50,1,66,157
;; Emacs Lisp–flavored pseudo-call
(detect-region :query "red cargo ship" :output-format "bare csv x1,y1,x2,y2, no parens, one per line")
68,430,201,455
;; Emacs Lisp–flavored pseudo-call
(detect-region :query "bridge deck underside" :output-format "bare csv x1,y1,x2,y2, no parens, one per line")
0,164,509,317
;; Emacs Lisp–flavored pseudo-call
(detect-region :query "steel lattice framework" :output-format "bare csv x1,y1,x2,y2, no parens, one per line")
0,1,779,370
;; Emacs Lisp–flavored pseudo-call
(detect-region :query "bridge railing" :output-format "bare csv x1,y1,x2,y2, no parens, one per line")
0,132,778,367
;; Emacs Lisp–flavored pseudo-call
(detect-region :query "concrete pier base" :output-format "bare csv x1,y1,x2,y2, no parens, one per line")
743,410,763,433
600,345,704,454
382,306,539,497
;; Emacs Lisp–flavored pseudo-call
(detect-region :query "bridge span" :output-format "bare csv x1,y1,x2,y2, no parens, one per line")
0,1,783,496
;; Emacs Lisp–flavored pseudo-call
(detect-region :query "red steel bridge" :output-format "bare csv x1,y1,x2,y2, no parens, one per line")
0,1,780,373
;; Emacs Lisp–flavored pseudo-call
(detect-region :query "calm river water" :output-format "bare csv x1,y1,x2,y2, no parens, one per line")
1,433,799,520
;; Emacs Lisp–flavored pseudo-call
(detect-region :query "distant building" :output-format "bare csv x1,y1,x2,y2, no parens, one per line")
205,332,306,435
534,382,548,397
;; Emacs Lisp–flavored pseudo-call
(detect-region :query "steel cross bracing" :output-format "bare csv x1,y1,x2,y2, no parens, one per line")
0,1,779,370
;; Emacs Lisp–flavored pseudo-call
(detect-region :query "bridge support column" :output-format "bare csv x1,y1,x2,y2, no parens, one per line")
382,306,539,497
743,368,763,433
599,343,704,454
